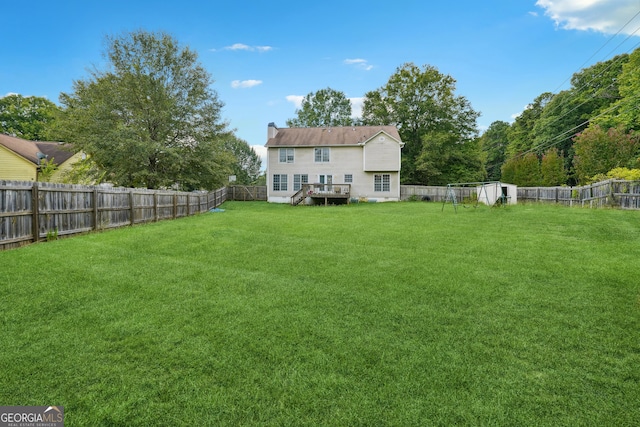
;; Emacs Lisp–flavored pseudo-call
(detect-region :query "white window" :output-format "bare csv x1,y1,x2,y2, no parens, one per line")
314,147,330,162
273,174,288,191
344,174,353,183
279,148,294,163
374,174,390,192
293,174,308,191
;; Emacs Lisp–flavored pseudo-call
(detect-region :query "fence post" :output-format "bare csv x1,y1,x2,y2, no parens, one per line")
93,187,99,230
129,190,135,225
154,191,159,222
32,182,40,243
173,193,177,219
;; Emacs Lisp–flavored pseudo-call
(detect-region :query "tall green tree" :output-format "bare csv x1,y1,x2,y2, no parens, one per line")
479,120,510,181
526,54,628,180
572,125,640,184
58,30,232,190
415,131,485,185
361,63,480,184
594,48,639,131
501,153,541,186
506,92,553,157
224,135,262,184
0,94,61,140
286,87,353,127
540,148,567,186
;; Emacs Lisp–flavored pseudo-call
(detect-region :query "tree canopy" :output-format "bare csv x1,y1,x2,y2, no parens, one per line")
57,30,232,190
286,87,353,127
481,48,640,186
361,63,482,184
224,136,262,184
479,120,510,181
0,94,61,140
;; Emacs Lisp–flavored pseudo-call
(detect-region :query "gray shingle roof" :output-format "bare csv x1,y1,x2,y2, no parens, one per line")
265,126,402,147
0,133,75,165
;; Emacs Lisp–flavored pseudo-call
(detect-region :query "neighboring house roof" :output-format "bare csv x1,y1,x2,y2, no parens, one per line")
0,133,75,165
265,125,402,147
35,141,75,165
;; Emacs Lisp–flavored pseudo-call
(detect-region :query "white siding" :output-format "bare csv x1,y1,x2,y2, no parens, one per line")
267,145,402,202
363,135,401,171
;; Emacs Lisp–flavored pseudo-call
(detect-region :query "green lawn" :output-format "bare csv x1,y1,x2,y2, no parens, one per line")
1,201,639,426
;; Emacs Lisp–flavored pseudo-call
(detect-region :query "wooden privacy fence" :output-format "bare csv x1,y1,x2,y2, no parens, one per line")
0,180,227,251
518,179,640,209
401,180,640,210
401,185,477,202
226,185,267,201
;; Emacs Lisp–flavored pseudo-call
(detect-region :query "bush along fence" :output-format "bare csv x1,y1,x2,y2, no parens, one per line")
0,180,227,251
401,180,640,210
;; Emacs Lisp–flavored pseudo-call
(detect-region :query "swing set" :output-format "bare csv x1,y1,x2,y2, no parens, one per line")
441,181,511,213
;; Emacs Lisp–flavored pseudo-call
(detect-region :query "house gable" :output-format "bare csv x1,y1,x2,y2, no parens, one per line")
362,131,403,172
0,143,37,181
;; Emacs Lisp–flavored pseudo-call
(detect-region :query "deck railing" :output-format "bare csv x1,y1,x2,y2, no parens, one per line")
291,184,351,205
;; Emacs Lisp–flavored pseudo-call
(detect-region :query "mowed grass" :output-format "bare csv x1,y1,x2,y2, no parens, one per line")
0,201,639,426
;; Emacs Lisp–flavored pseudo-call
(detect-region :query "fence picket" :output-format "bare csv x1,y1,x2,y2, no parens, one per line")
0,180,227,251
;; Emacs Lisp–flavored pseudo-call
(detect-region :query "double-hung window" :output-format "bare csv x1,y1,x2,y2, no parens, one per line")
273,174,288,191
344,174,353,183
314,147,330,163
374,174,390,192
279,148,294,163
293,174,309,191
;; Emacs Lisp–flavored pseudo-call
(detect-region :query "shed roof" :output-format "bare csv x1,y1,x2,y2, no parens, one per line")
265,126,402,147
0,133,75,165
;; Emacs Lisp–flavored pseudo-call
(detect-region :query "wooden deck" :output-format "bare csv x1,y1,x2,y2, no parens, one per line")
291,183,351,205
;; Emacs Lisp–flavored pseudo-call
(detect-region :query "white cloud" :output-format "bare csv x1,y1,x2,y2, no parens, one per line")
251,145,268,169
1,92,18,98
227,43,251,51
349,97,364,118
286,95,305,109
231,79,263,89
344,58,374,71
222,43,274,52
510,105,529,121
536,0,640,35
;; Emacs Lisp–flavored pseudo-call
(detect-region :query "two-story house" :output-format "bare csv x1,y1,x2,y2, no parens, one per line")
265,123,404,204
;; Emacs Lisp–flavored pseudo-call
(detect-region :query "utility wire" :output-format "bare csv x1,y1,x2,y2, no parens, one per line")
502,19,640,162
548,9,640,94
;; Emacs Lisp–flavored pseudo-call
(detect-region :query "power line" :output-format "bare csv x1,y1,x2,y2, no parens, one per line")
501,14,640,162
549,9,640,94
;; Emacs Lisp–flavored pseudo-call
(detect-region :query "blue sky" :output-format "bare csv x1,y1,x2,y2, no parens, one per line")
1,0,639,165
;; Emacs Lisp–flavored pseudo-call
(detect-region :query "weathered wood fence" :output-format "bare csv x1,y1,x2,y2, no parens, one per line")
401,180,640,210
226,185,267,201
400,185,477,202
0,180,227,251
517,180,640,209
